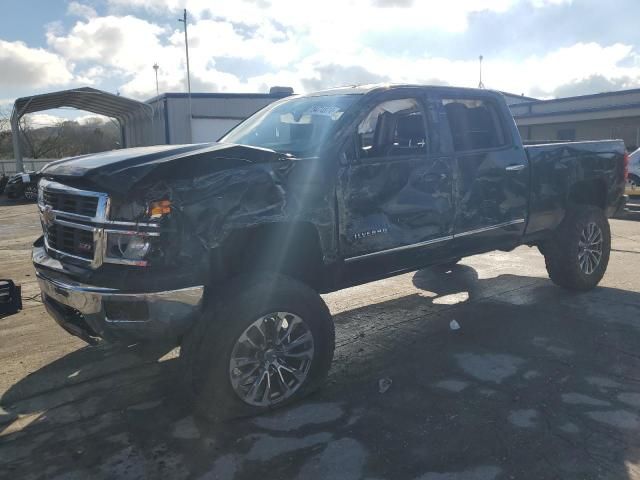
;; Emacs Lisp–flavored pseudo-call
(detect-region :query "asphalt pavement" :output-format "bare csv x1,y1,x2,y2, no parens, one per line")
1,198,640,480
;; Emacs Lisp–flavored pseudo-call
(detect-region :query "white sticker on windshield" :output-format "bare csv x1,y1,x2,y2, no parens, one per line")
305,105,341,117
21,174,30,183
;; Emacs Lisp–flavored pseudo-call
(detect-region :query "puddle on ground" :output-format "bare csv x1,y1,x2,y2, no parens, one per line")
171,416,200,440
559,422,580,434
295,437,366,480
561,393,611,407
508,409,538,428
415,465,502,480
247,432,332,462
618,393,640,408
587,410,640,429
455,353,524,384
585,376,621,389
433,379,469,393
531,336,574,357
252,402,344,431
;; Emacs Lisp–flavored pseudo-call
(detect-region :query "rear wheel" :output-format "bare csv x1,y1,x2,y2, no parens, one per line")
23,184,37,201
542,206,610,291
181,274,335,421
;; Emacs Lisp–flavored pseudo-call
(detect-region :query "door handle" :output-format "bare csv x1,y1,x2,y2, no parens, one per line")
505,164,525,172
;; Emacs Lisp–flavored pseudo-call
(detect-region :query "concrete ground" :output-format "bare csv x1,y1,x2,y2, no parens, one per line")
1,198,640,480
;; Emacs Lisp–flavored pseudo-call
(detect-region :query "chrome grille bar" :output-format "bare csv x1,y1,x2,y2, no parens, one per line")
38,179,161,269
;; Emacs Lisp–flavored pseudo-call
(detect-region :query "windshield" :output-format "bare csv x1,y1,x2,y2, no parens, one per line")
220,95,358,156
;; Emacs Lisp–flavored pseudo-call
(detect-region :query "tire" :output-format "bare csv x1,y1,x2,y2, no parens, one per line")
181,274,335,422
542,205,611,291
23,184,37,201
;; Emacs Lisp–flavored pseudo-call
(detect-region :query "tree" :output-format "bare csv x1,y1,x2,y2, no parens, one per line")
0,112,121,160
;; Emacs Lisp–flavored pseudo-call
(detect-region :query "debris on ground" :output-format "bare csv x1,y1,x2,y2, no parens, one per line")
449,319,461,331
378,377,392,393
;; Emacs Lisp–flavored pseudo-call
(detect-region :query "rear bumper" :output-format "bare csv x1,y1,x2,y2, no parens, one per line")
34,245,204,345
612,194,628,217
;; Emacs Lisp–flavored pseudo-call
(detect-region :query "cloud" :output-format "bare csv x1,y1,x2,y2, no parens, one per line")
76,113,110,125
24,113,65,128
372,0,414,7
67,2,97,18
47,15,168,72
0,40,74,89
552,75,640,98
301,64,391,92
5,0,639,108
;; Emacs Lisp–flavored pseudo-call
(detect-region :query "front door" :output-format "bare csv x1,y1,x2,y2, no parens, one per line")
337,94,454,279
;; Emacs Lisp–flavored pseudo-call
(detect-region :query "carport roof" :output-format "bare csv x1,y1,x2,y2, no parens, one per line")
11,87,153,123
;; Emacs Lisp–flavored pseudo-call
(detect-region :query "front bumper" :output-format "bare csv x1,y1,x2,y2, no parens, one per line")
4,183,23,198
33,245,204,345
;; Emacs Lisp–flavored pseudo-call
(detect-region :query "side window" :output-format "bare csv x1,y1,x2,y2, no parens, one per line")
441,98,507,152
355,98,427,160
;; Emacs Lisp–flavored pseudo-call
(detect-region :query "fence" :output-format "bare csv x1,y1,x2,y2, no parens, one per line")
0,159,54,176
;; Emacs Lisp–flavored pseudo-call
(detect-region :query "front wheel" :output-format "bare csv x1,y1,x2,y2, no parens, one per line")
542,206,611,291
181,274,335,421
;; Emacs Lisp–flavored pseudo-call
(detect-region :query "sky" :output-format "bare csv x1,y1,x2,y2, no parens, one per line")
2,0,640,124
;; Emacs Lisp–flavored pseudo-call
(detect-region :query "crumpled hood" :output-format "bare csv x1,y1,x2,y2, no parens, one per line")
41,142,287,194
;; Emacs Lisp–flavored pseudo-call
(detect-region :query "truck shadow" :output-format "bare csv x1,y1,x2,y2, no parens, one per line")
2,265,640,479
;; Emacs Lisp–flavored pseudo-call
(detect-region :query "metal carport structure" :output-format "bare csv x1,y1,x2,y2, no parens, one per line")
11,87,154,172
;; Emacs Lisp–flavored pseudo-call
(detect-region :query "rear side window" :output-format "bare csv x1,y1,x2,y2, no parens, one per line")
356,98,427,159
441,98,507,151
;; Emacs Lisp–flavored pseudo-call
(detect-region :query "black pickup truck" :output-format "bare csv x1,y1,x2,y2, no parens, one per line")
33,85,628,420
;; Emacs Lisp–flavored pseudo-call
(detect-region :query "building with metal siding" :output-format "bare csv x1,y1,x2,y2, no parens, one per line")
123,91,292,147
510,88,640,150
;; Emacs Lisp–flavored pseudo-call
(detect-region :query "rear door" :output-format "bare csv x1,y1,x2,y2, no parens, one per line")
337,91,454,276
435,93,529,251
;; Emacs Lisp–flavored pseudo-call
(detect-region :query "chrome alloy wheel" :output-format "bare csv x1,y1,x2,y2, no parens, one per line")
229,312,314,407
24,184,38,201
578,222,603,275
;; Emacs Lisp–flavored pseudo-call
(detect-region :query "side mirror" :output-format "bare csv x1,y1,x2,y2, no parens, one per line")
340,135,358,166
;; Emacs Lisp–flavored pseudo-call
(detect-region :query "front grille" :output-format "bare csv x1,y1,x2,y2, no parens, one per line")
43,190,99,217
46,224,94,259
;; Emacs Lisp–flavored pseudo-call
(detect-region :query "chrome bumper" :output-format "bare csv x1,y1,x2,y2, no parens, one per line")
34,246,204,344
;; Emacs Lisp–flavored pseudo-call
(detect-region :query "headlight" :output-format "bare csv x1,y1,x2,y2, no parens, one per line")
105,233,152,265
147,199,171,219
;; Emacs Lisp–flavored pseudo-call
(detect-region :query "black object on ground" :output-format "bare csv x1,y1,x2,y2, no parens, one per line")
0,279,23,317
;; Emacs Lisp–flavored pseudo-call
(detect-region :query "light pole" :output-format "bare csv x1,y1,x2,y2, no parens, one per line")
178,8,193,132
478,55,485,89
153,63,159,96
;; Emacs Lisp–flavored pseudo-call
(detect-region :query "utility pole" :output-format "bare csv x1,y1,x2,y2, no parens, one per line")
153,63,159,96
178,8,193,139
478,55,485,89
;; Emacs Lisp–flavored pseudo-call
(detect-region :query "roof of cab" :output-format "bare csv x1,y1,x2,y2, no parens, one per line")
304,83,503,98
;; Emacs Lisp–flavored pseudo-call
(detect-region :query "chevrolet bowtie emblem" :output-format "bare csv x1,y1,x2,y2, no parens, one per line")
42,205,56,227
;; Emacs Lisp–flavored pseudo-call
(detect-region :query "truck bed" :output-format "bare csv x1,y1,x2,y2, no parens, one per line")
523,139,626,236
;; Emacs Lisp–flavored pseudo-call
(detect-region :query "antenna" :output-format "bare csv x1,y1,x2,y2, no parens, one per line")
478,55,485,89
178,9,193,138
153,63,159,96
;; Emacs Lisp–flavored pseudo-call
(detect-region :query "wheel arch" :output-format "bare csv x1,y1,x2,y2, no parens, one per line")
217,221,327,291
